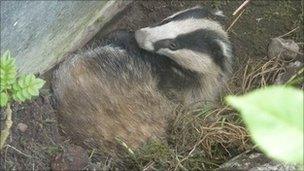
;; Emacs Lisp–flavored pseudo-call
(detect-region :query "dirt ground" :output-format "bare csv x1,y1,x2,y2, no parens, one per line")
1,0,303,170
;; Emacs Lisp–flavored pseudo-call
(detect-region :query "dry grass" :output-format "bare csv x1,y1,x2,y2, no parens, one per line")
228,56,288,95
168,103,250,170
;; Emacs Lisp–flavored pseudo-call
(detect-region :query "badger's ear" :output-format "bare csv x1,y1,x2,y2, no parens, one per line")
193,5,202,9
212,10,228,24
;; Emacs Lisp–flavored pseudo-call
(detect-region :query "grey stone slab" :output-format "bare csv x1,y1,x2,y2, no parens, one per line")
1,1,132,75
218,150,299,171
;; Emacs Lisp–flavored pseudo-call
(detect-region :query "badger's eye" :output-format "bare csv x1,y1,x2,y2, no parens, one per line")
169,42,178,50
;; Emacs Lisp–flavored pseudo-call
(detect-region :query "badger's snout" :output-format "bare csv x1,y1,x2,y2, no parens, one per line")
135,28,155,51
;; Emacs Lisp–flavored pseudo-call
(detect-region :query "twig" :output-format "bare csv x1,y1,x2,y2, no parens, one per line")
0,104,13,150
89,148,96,159
143,161,155,171
174,133,206,171
174,155,188,171
233,0,252,16
227,9,246,32
5,144,32,158
286,67,304,86
277,27,300,38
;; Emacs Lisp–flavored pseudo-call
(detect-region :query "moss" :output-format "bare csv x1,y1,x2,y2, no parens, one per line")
136,141,171,161
122,140,172,170
181,152,220,170
45,145,62,156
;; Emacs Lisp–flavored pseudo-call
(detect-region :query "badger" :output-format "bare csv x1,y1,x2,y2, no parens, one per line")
52,6,233,155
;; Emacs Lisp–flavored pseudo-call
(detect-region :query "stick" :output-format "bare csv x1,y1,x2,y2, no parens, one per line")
277,27,300,38
227,9,246,32
5,144,32,158
233,0,252,16
286,67,304,86
0,104,13,150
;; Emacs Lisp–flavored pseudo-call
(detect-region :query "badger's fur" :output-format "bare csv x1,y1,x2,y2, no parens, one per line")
52,6,233,155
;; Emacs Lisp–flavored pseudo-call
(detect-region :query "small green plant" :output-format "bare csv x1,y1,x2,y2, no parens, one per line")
0,50,45,150
226,86,303,165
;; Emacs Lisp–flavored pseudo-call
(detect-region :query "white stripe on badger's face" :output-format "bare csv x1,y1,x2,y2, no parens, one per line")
135,18,227,52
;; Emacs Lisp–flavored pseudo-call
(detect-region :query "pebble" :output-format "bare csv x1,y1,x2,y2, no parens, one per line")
17,123,28,132
51,145,89,171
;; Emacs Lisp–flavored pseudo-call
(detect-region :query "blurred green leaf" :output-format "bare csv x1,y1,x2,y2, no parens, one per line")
226,86,303,164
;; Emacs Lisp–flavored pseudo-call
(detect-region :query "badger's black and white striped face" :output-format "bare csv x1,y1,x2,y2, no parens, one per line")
135,6,232,74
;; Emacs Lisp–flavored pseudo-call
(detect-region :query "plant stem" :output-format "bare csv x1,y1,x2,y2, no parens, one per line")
0,103,13,150
286,67,304,86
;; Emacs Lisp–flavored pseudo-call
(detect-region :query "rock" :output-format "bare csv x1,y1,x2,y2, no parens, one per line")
218,150,299,171
1,1,132,75
17,123,28,132
268,38,300,60
51,144,89,171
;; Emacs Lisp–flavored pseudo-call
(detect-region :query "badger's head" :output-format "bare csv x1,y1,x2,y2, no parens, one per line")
135,6,232,75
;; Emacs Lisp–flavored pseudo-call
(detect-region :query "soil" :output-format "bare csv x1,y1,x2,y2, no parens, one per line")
0,0,302,170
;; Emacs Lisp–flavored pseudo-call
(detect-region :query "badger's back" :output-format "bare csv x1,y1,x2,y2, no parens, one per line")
53,31,172,153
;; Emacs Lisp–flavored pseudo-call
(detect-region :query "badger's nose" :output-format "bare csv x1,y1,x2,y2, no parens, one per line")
135,29,154,51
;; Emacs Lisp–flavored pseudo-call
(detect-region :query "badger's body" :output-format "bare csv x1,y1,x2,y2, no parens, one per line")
52,7,232,155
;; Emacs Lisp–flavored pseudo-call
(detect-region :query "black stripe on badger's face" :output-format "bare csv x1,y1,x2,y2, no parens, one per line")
153,29,230,71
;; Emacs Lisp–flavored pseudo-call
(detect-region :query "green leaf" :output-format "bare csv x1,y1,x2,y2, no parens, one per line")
13,91,26,102
0,92,8,107
226,86,304,164
12,74,45,102
0,50,17,91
